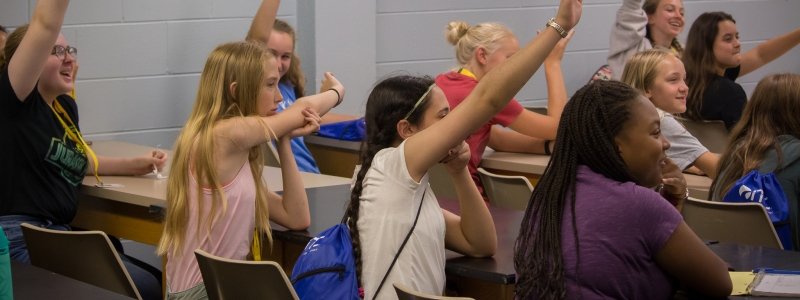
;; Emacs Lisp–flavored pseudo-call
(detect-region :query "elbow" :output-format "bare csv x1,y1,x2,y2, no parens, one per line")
284,218,311,231
282,212,311,231
466,238,497,258
470,244,497,258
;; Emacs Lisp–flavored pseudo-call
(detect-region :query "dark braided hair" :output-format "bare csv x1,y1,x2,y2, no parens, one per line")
514,80,640,299
343,75,435,289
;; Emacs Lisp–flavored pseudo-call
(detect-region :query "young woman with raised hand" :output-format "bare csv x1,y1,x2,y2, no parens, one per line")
514,80,731,299
683,12,800,129
710,73,800,250
622,49,719,178
341,1,582,299
247,15,357,173
0,1,165,299
608,0,685,79
157,1,344,298
435,21,572,195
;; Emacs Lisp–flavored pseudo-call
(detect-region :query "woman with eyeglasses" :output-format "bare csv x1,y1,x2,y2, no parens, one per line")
0,1,164,299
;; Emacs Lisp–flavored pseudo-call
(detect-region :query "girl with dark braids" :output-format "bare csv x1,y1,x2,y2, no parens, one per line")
343,1,582,298
514,80,731,299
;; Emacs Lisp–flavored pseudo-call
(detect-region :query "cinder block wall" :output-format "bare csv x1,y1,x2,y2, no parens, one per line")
2,0,798,148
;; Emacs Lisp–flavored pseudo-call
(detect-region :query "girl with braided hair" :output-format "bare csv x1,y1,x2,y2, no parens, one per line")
514,80,731,299
343,1,582,298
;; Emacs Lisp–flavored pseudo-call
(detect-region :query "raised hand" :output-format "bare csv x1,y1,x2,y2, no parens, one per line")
319,71,345,100
555,0,583,31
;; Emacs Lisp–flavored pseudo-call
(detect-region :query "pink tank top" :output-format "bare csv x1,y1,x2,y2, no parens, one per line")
166,161,257,293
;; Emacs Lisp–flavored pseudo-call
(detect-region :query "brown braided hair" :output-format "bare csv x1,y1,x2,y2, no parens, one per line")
343,75,435,288
514,80,640,299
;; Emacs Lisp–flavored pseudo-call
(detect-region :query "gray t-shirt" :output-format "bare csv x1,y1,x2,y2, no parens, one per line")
661,112,709,170
758,135,800,249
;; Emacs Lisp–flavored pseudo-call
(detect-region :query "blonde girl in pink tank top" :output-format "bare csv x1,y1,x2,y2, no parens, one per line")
157,1,345,297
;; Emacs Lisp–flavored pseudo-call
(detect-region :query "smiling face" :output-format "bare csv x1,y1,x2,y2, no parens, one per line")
267,30,293,78
256,58,282,116
645,55,688,114
713,20,741,71
39,34,76,98
615,96,671,188
646,0,685,42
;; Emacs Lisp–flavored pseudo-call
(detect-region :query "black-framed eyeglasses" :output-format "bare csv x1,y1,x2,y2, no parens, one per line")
51,45,78,60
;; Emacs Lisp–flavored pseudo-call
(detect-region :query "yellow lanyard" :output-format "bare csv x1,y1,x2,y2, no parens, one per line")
458,68,477,80
49,100,102,185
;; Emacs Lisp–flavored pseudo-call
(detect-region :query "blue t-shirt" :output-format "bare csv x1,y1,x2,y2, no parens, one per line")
277,82,320,173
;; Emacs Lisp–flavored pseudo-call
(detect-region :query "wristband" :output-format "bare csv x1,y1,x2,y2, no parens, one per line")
544,140,552,155
546,18,568,38
327,88,342,107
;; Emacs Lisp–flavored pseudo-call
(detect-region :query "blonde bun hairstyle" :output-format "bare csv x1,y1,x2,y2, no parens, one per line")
444,21,515,66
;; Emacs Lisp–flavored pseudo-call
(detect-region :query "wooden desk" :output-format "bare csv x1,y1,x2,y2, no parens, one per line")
481,149,714,199
12,260,134,299
73,141,352,246
304,135,360,178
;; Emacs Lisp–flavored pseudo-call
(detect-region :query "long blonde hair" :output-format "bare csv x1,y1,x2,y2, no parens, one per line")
157,41,275,257
445,21,514,67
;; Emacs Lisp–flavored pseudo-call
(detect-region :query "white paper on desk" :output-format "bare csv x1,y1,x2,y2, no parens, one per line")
751,273,800,295
95,183,125,188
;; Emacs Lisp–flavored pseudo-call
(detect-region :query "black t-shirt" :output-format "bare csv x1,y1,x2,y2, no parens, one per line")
700,66,746,130
0,69,87,224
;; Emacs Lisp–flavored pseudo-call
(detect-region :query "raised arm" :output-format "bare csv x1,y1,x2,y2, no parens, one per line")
506,30,572,140
608,0,648,79
404,0,582,179
8,0,70,101
217,88,339,152
739,27,800,77
245,0,280,44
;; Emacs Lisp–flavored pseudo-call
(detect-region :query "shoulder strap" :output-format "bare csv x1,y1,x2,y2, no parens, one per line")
373,188,427,299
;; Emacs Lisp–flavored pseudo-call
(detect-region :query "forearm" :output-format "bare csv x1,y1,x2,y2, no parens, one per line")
92,156,137,176
449,168,497,256
488,126,548,154
245,0,279,44
33,0,70,32
275,137,311,229
742,28,800,76
295,88,340,117
544,61,567,120
691,152,719,179
320,112,359,125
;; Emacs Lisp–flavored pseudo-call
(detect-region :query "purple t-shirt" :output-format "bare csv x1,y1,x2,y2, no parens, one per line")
561,165,682,299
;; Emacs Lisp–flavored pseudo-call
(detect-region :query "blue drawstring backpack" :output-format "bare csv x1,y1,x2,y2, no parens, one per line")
291,223,360,300
722,170,792,250
316,118,366,141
